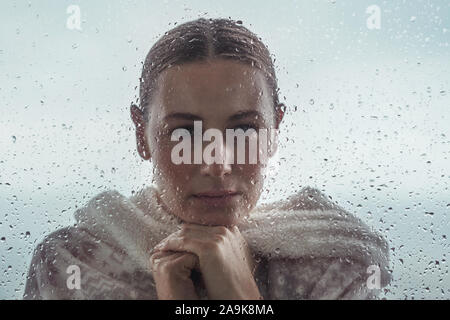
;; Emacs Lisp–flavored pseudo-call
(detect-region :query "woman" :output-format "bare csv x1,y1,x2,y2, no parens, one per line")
24,18,391,300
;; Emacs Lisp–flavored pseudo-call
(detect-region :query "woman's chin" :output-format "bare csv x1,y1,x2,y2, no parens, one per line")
180,196,246,226
181,209,242,227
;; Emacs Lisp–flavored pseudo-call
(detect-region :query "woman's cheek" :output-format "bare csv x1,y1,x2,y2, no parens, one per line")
157,143,190,185
240,164,264,209
153,149,192,216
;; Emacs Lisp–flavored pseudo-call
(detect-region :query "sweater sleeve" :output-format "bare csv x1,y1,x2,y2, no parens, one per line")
260,186,390,300
266,256,382,300
23,227,157,300
23,228,90,299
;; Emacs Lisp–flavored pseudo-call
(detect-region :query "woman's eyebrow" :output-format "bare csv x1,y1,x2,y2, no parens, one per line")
162,110,263,122
228,110,262,122
163,112,203,121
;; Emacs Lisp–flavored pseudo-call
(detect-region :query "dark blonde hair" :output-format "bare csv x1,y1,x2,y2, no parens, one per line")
138,17,285,123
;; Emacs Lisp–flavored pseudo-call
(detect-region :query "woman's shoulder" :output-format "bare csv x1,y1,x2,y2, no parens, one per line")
254,186,344,214
263,256,381,299
29,226,110,265
23,186,162,299
244,186,361,235
242,186,392,299
23,226,95,299
24,225,155,300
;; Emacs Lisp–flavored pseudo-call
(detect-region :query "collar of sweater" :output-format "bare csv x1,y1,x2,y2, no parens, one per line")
73,185,391,285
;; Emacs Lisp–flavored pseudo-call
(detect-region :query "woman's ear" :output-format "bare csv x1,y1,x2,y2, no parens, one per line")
130,104,151,161
275,103,285,130
268,127,279,157
268,103,285,157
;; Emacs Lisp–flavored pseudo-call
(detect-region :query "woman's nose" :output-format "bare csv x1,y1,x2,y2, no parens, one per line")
200,161,232,178
199,138,233,177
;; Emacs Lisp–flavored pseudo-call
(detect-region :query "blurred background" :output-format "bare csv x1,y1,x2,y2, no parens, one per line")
0,0,449,299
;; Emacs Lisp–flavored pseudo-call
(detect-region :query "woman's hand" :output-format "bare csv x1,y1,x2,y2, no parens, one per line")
149,250,200,300
153,224,262,300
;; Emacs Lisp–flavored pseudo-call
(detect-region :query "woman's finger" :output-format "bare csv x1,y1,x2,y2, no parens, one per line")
150,251,200,274
153,224,244,264
182,223,235,236
155,231,221,261
150,251,200,300
182,224,245,252
171,252,200,273
149,251,184,270
155,234,198,254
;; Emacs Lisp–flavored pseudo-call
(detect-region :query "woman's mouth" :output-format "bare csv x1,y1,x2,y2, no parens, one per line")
192,190,241,206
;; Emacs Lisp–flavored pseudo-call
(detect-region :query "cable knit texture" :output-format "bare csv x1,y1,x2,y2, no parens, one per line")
23,185,392,300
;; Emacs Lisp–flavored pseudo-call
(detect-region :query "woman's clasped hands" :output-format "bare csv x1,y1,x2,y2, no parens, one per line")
150,224,262,300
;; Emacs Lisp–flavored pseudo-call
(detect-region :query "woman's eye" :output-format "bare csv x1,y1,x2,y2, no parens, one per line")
170,126,194,136
233,124,258,132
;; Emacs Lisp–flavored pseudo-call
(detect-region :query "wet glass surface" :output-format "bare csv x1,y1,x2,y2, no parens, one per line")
1,1,449,299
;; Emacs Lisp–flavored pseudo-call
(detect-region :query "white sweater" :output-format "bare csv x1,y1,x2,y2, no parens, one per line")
23,185,392,299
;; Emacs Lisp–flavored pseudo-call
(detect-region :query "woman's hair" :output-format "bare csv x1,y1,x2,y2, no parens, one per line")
138,17,285,124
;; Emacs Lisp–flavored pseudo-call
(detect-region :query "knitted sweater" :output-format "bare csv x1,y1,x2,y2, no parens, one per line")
23,185,392,299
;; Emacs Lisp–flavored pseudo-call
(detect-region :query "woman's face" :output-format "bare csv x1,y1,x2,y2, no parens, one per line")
135,59,281,226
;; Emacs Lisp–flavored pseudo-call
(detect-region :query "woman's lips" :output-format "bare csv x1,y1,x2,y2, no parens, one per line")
194,190,240,197
192,190,241,206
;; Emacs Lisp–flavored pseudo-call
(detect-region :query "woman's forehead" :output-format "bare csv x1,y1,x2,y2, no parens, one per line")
151,60,273,122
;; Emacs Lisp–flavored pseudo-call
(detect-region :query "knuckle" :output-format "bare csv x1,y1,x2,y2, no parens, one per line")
150,253,179,274
214,234,226,243
203,239,220,251
160,258,179,274
178,234,187,244
163,260,176,270
180,253,195,264
181,224,191,232
179,225,187,233
150,251,163,263
150,257,162,273
215,226,229,236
